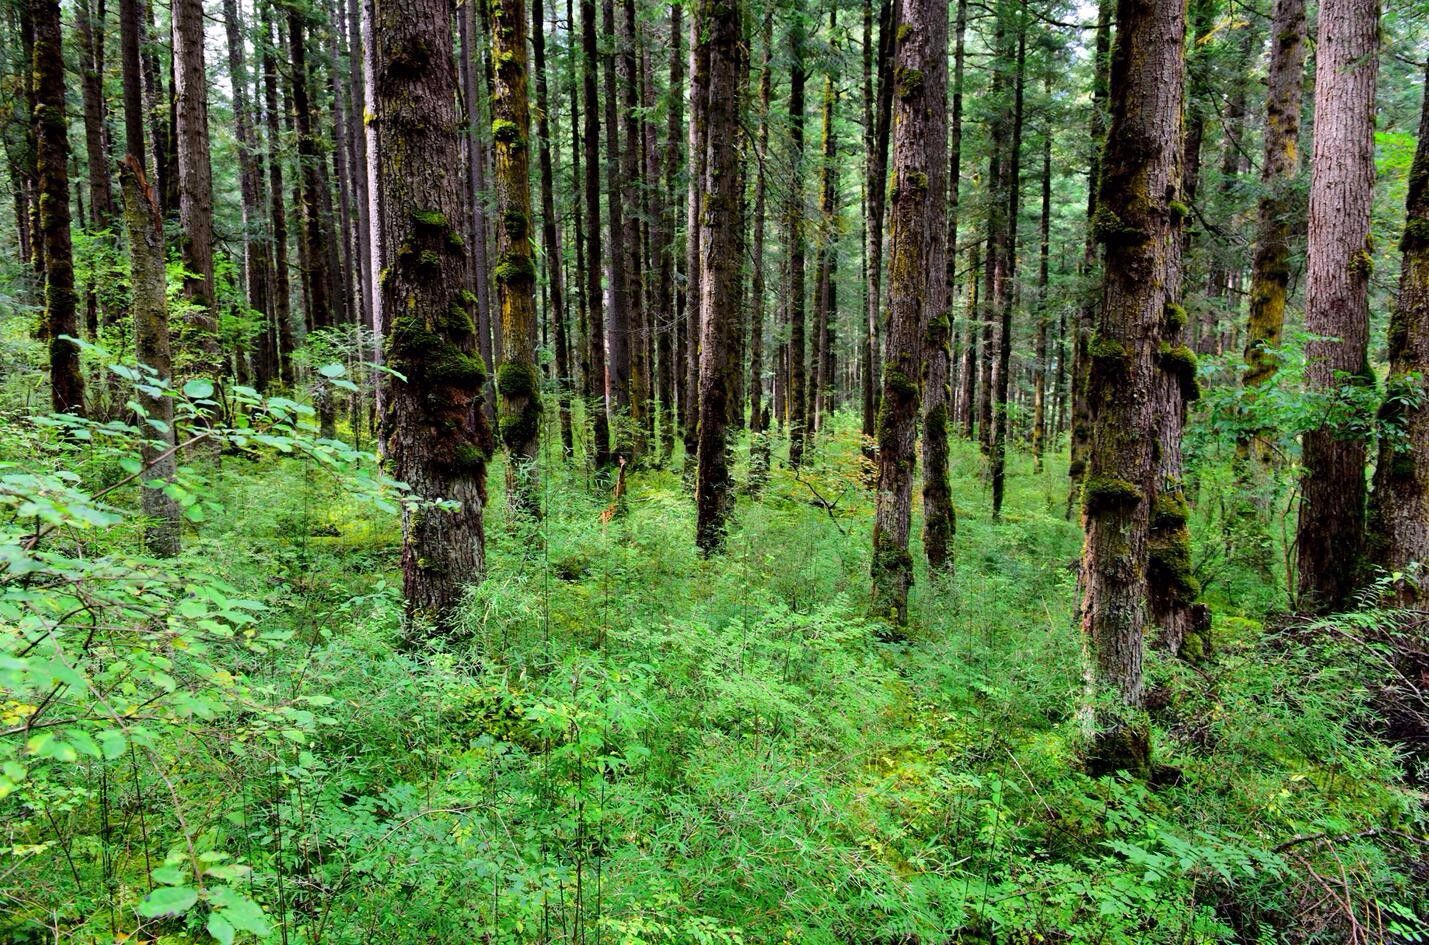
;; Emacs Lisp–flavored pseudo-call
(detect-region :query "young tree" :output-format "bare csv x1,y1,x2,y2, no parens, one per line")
1078,0,1185,776
870,0,947,627
1368,63,1429,605
374,0,495,631
32,0,83,416
172,0,220,371
1295,0,1379,614
490,0,542,516
693,0,746,552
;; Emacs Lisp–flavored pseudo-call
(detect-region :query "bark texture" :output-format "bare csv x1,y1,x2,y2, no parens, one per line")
173,0,221,370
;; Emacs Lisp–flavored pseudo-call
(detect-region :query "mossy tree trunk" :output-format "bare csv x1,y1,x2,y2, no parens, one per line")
693,0,746,553
120,159,181,556
1368,62,1429,605
1295,0,1379,614
374,0,496,632
173,0,221,375
580,0,613,468
748,10,773,487
1240,0,1306,464
33,0,84,417
786,18,809,469
75,0,114,229
489,0,542,517
922,0,965,573
871,0,947,628
1078,0,1185,778
861,0,893,451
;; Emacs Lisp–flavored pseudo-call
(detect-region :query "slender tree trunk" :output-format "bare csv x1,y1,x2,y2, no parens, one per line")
1031,72,1052,471
490,0,542,516
990,13,1025,519
861,0,893,448
120,159,180,555
580,0,612,468
172,0,220,372
922,0,964,572
139,0,173,215
120,0,145,169
33,0,84,415
871,0,946,627
958,242,980,438
1240,0,1307,462
747,9,772,488
261,8,295,387
531,0,573,458
1068,0,1112,517
812,20,838,434
602,0,634,460
1296,0,1379,613
1369,62,1429,605
375,0,495,632
693,0,746,552
1079,0,1185,778
346,0,373,338
76,0,115,227
457,0,494,424
658,3,683,463
618,0,648,458
682,4,708,469
786,19,809,468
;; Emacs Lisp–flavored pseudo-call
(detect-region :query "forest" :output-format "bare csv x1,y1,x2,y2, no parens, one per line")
0,0,1427,937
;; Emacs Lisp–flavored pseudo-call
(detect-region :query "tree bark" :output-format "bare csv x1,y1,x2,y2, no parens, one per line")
990,13,1025,519
682,4,708,469
1369,61,1429,605
618,0,649,458
693,0,746,553
1295,0,1378,614
33,0,84,415
261,7,295,387
871,0,946,628
375,0,495,632
490,0,542,516
580,0,612,467
602,0,634,461
812,18,839,433
658,3,683,462
786,18,809,468
1079,0,1185,778
172,0,221,372
748,9,773,487
1031,73,1052,471
75,0,115,228
861,0,894,449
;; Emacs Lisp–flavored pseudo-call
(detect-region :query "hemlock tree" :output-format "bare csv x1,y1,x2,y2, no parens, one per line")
1369,63,1429,605
1078,0,1185,777
173,0,221,373
374,0,495,631
693,0,746,553
489,0,542,517
870,0,947,628
1295,0,1379,614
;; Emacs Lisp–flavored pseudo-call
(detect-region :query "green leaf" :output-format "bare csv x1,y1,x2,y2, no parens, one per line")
318,362,347,379
206,912,235,945
183,378,215,399
137,885,198,917
151,865,187,885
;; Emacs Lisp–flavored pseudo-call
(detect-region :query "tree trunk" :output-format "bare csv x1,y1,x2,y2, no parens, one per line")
580,0,612,468
531,0,573,458
172,0,221,372
658,3,683,463
76,0,115,228
618,0,648,458
120,158,180,555
1241,0,1307,462
786,20,809,468
812,20,838,434
490,0,542,516
1369,62,1429,605
1295,0,1378,614
33,0,84,415
1031,72,1052,471
922,0,964,573
682,4,708,469
871,0,946,628
990,15,1024,518
375,0,495,632
261,8,295,387
693,0,746,553
862,0,894,449
602,0,633,461
1079,0,1185,778
957,242,980,437
1067,0,1111,517
746,9,772,488
140,0,174,215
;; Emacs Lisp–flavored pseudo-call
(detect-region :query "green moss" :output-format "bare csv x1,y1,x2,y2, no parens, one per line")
493,252,536,285
895,22,913,42
1350,248,1374,278
1090,205,1146,244
906,170,928,194
1151,491,1189,530
884,368,918,401
1157,342,1200,401
452,442,491,472
496,361,540,398
1082,476,1143,515
412,208,448,228
419,250,442,271
1168,200,1190,222
1149,535,1200,597
1401,216,1429,253
491,118,522,145
430,346,488,388
1088,333,1130,366
894,66,923,100
502,210,529,240
500,409,541,450
1068,458,1087,478
1163,301,1188,332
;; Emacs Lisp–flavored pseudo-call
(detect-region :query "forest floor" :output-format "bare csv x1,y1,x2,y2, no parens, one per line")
5,412,1424,943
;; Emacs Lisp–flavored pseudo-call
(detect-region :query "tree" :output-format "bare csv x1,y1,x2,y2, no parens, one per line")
870,0,947,627
1078,0,1185,777
374,0,495,631
75,0,115,229
261,6,295,387
989,9,1025,520
1295,0,1379,614
490,0,542,516
172,0,221,371
693,0,746,553
748,9,773,486
785,17,809,468
32,0,83,416
532,0,573,457
580,0,612,468
1368,62,1429,605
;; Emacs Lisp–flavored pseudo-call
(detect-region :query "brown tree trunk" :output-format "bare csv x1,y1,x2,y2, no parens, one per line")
75,0,115,227
747,9,772,488
786,19,809,468
861,0,893,448
1295,0,1378,614
682,4,708,470
490,0,542,516
618,0,648,458
693,0,746,553
120,158,180,555
1067,0,1111,517
811,19,838,434
602,0,633,460
140,0,174,215
990,14,1025,519
531,0,573,458
922,0,965,573
457,0,494,425
871,0,946,628
658,3,683,463
957,242,980,438
33,0,84,415
1369,62,1429,605
1079,0,1185,778
1241,0,1307,462
1031,73,1052,471
261,8,295,387
119,0,144,169
375,0,495,632
580,0,612,468
173,0,220,372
